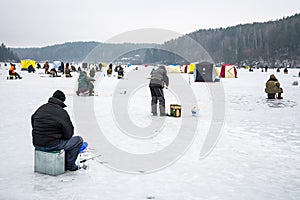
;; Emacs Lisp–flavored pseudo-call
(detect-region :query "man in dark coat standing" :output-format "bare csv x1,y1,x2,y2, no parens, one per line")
149,66,169,116
31,90,83,171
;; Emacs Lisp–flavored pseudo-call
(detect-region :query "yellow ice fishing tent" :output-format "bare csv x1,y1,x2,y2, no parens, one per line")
215,67,220,77
189,63,196,74
21,60,36,70
183,64,196,73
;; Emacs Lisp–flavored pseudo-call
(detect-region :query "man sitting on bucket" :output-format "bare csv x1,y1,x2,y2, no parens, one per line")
31,90,84,171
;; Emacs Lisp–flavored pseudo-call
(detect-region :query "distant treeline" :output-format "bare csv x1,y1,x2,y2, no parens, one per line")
8,13,300,66
160,13,300,65
0,43,20,62
12,42,100,62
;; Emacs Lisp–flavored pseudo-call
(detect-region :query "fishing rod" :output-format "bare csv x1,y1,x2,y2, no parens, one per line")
80,154,102,163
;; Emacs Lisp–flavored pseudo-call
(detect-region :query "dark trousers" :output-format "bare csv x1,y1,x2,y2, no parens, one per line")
150,85,165,115
14,73,21,79
267,93,276,99
9,72,21,79
34,136,83,170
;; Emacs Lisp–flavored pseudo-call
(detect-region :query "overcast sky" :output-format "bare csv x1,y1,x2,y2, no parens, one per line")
1,0,299,47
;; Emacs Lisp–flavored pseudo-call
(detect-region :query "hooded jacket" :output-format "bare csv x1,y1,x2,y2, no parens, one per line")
265,74,281,94
149,66,169,87
78,71,94,92
31,97,74,147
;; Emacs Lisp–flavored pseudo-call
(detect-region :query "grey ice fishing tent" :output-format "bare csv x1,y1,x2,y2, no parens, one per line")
193,62,216,82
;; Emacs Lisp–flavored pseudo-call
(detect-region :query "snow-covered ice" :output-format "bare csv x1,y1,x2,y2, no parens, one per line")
0,65,299,200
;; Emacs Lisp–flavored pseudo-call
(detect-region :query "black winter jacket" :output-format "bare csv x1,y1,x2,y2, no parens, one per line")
31,97,74,147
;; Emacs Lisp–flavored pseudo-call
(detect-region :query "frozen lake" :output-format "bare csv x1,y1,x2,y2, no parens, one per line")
0,65,299,200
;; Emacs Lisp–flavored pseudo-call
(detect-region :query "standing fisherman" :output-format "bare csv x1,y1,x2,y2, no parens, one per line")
149,66,169,116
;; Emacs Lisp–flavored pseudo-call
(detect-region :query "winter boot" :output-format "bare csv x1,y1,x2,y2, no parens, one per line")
159,104,166,116
89,89,94,96
277,93,283,99
151,104,157,116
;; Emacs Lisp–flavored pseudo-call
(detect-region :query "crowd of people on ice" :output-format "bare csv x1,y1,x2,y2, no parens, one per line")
4,61,300,101
29,63,169,172
2,59,299,173
4,62,128,96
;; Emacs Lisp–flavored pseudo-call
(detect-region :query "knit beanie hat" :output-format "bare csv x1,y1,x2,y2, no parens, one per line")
52,90,66,102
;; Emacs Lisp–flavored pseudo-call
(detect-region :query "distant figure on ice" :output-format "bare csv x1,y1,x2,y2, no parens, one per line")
31,90,84,171
298,71,300,77
59,62,64,74
8,63,22,79
117,66,124,79
76,71,95,96
98,63,103,72
49,68,58,77
89,67,96,78
44,61,50,74
283,67,288,74
114,65,121,72
27,64,35,73
264,65,268,72
36,62,41,69
149,66,169,116
65,63,72,77
107,64,113,77
276,68,280,73
71,65,76,72
265,74,283,99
